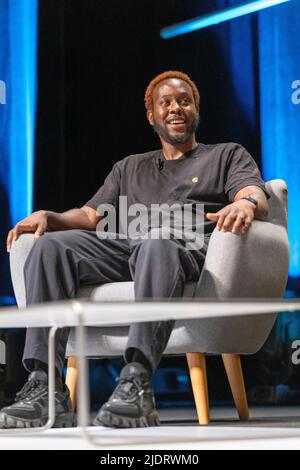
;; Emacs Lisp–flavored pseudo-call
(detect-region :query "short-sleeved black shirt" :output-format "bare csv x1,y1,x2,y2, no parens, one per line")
86,142,268,235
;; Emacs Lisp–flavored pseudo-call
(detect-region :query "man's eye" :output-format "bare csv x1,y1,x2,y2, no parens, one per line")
161,100,170,106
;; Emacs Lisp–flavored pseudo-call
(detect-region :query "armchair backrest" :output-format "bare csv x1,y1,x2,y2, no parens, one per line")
265,179,288,227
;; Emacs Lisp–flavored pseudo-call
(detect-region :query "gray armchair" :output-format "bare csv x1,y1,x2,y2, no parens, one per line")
9,179,289,425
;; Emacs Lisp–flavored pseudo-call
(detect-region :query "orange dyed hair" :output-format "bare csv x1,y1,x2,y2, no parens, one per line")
144,70,200,112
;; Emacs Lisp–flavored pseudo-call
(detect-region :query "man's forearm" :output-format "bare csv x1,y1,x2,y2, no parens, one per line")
46,208,96,231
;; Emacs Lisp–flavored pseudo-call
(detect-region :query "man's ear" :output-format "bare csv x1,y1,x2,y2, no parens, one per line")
147,110,154,126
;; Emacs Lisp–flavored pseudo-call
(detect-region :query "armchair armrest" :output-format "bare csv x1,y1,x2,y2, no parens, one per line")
9,233,35,308
195,220,289,298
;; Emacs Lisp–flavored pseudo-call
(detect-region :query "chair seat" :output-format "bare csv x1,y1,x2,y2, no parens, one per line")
77,280,196,302
66,281,275,357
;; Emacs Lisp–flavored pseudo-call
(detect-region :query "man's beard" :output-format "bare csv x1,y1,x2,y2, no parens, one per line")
153,114,199,145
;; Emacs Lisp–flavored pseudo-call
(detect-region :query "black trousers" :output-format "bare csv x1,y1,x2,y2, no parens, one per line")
23,229,207,375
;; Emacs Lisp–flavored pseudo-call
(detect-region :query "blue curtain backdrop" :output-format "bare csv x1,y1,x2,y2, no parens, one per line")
258,0,300,281
214,0,299,285
215,0,259,138
0,0,38,300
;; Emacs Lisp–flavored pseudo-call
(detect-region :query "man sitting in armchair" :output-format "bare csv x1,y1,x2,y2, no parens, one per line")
1,70,269,429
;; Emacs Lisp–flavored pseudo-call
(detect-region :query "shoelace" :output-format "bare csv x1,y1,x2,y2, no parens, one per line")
15,380,45,402
114,375,148,402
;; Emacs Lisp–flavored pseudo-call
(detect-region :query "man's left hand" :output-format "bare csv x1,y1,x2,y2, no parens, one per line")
206,199,256,234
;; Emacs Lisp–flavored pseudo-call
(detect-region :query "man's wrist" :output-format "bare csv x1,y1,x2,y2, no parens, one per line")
240,195,258,208
44,210,57,229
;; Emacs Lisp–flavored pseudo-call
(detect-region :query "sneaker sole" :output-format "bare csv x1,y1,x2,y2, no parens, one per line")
93,409,160,428
0,412,75,429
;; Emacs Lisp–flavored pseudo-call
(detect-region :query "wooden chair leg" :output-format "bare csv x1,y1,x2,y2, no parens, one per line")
222,353,250,421
186,352,210,425
65,356,78,411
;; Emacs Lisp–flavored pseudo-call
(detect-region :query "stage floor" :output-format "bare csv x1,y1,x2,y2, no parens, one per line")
0,406,300,450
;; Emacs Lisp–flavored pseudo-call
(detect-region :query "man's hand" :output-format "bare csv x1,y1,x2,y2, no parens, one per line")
206,200,256,234
7,210,48,253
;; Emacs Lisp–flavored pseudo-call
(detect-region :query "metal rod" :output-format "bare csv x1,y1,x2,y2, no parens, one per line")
72,301,97,445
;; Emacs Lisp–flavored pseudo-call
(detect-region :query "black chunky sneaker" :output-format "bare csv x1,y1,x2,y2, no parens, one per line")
94,362,160,428
0,370,75,429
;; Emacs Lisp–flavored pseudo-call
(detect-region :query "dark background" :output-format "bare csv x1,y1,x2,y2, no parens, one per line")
34,0,261,213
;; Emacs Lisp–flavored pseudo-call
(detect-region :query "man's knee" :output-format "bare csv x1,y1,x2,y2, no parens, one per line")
24,232,67,268
139,237,180,258
32,232,59,249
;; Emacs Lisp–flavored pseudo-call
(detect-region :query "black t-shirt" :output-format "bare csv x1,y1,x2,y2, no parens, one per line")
86,142,268,236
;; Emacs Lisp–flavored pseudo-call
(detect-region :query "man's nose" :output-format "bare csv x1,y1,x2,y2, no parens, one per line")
169,100,182,113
